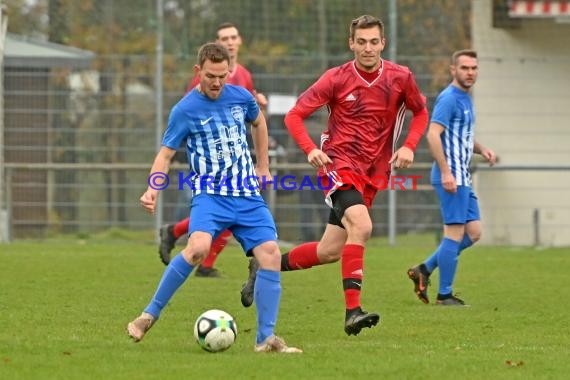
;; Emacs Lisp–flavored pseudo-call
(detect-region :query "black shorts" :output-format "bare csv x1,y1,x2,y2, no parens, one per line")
327,186,365,228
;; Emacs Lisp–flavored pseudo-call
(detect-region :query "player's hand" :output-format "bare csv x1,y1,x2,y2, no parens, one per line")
480,147,497,167
441,172,457,193
308,149,332,169
140,190,157,214
253,91,268,110
255,166,273,183
389,146,414,169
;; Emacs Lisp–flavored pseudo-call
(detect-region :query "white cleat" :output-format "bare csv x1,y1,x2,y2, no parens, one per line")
127,312,156,342
254,335,303,353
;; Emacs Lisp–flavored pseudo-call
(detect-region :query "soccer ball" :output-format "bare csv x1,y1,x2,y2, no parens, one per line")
193,309,238,352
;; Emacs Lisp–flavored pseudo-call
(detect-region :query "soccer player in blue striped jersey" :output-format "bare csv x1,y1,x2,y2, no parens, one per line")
407,50,496,306
127,43,301,353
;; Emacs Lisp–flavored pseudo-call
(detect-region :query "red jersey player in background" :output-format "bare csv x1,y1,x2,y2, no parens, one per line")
240,15,429,335
158,22,268,277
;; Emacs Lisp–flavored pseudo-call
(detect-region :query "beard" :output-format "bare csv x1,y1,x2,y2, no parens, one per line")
457,77,475,89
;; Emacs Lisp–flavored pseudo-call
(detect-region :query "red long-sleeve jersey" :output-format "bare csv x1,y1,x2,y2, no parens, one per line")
285,59,428,181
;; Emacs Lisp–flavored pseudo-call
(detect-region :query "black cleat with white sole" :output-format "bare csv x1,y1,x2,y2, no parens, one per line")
344,307,380,336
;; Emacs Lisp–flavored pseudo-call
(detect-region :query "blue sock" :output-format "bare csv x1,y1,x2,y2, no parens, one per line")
436,238,460,296
254,269,281,344
144,253,194,318
426,234,473,271
457,234,474,256
424,251,438,273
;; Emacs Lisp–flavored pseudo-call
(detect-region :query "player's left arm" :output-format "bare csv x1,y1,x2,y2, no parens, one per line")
474,140,497,166
250,111,271,180
253,90,268,111
244,69,268,111
390,82,429,169
390,106,429,169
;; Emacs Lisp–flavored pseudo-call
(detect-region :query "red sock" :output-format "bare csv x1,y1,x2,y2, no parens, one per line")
173,218,190,239
341,244,364,310
286,242,320,270
201,230,232,268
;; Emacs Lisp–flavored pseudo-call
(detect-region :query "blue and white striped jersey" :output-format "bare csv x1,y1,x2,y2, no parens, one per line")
162,84,260,196
430,84,475,186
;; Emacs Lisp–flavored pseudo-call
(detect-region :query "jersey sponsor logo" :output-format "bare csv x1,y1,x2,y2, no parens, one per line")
345,93,356,101
214,125,244,160
230,106,245,123
200,116,214,126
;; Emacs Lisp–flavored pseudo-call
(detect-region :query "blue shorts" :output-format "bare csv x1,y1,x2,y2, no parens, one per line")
433,185,480,225
189,193,278,256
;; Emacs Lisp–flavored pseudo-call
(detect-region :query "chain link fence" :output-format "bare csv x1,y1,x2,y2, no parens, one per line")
2,1,569,246
1,49,443,242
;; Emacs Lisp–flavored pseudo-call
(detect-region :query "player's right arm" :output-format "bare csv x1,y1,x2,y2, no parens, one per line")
141,104,187,213
140,146,177,214
284,70,336,169
427,122,456,193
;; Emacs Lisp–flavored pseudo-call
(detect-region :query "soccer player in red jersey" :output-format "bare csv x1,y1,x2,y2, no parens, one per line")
241,15,429,335
159,23,267,276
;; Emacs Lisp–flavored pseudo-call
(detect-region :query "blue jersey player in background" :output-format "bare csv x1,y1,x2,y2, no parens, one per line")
407,50,496,306
127,43,301,353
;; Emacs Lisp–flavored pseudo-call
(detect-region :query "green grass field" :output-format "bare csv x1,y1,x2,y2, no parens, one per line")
1,234,569,379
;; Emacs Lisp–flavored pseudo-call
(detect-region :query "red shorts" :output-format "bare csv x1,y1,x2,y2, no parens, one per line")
319,170,379,208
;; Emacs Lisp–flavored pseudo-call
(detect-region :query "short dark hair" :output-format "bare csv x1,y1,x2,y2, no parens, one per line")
216,22,239,36
452,49,477,65
349,15,385,40
197,42,230,68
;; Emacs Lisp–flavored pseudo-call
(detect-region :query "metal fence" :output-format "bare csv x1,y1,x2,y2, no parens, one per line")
2,53,569,245
0,51,445,243
1,160,439,243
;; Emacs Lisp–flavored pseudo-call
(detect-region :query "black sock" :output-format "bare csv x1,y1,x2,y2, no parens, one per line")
345,306,362,319
280,253,290,271
419,263,431,276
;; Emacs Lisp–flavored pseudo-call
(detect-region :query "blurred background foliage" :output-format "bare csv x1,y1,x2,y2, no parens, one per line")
4,0,471,94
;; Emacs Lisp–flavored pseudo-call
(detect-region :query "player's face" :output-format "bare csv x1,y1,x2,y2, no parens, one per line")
349,26,385,72
197,59,229,100
451,55,478,90
216,27,241,60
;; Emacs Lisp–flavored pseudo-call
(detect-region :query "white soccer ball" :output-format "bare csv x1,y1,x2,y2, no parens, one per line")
193,309,238,352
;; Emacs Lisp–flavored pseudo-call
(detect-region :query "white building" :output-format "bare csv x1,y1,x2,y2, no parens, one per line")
473,0,570,246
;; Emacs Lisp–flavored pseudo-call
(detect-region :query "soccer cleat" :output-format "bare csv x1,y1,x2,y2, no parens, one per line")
436,294,469,306
159,224,176,266
194,265,221,278
254,335,303,353
344,307,380,336
240,257,259,308
127,312,156,342
407,264,431,304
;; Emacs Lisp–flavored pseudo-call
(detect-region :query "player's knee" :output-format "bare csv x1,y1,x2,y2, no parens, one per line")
183,235,211,265
356,219,373,240
345,217,372,242
469,230,482,244
253,241,281,270
182,248,208,265
466,223,482,243
317,246,342,264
